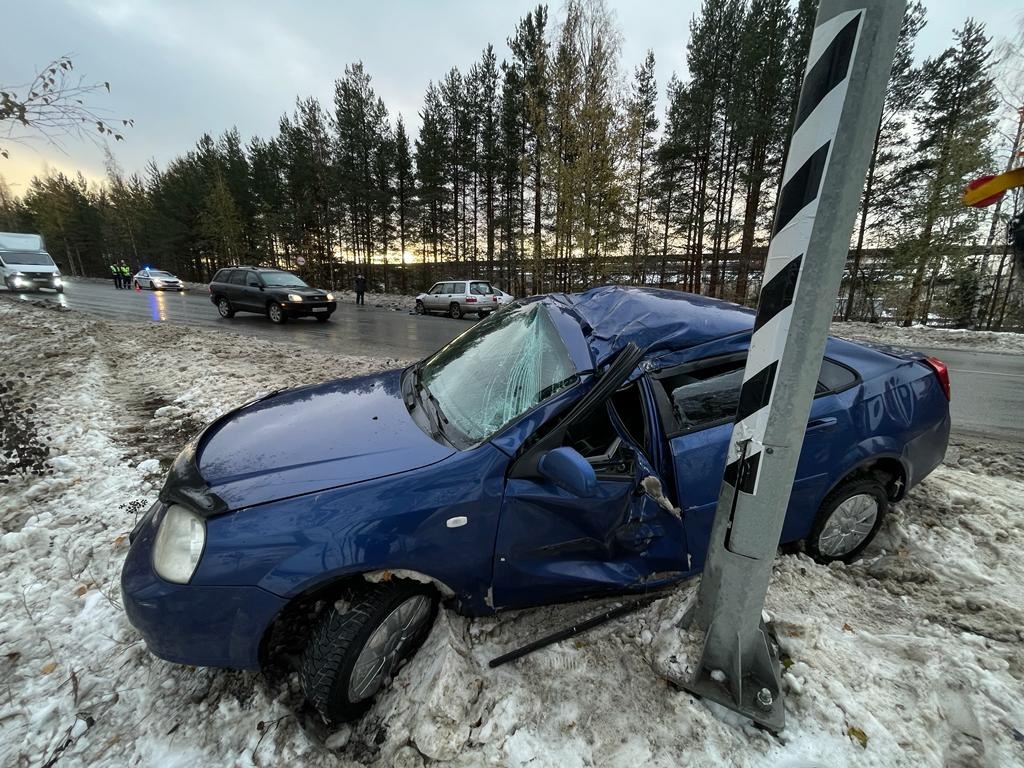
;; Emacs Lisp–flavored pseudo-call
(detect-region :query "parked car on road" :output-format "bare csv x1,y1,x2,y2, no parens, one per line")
415,279,499,319
133,268,185,291
122,286,950,723
208,266,336,324
493,287,515,307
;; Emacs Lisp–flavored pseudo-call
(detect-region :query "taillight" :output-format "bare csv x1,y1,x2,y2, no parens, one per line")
924,356,951,401
466,296,477,302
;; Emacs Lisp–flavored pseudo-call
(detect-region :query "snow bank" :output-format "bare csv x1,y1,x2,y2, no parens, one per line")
2,296,1022,767
832,321,1024,355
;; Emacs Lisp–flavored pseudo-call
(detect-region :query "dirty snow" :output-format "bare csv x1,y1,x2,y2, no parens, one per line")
832,321,1024,355
1,296,1023,768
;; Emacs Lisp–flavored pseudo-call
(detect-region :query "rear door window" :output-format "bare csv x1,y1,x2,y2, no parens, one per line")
470,281,493,295
451,282,466,295
654,354,856,434
817,359,858,393
228,270,248,285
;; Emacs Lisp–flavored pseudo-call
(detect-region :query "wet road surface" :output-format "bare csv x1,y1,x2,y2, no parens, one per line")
6,278,465,360
7,278,1022,439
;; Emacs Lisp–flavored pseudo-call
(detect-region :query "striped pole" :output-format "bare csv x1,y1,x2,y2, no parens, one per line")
681,0,905,732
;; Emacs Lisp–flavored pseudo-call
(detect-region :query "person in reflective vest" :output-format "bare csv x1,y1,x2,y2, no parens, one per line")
119,261,132,289
110,263,123,289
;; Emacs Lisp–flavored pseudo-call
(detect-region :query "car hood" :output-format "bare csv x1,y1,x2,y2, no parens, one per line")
196,370,454,509
276,286,329,299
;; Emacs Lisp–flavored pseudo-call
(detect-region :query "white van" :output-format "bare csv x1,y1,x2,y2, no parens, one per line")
0,232,63,293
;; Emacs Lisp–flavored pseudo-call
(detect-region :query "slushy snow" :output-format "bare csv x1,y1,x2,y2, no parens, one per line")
1,296,1023,767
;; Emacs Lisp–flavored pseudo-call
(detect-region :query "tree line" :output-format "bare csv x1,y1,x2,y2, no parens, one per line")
0,0,1018,328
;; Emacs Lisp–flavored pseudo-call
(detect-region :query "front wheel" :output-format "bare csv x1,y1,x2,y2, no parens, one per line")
56,286,64,294
268,302,287,324
300,580,438,723
449,302,463,320
315,313,331,323
415,300,425,315
216,297,235,318
807,476,888,564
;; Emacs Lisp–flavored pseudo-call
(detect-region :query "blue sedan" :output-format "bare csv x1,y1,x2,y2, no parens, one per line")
121,286,950,722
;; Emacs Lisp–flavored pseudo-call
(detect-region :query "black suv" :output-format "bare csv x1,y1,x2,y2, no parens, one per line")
209,267,336,324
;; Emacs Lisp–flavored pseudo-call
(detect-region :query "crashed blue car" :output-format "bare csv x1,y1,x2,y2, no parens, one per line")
121,286,950,722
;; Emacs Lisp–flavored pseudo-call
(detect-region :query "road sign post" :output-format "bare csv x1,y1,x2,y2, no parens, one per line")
680,0,906,731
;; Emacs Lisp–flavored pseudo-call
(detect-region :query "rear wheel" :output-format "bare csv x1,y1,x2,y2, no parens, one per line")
216,297,235,318
300,580,438,723
268,302,287,324
449,302,463,320
807,475,888,564
478,310,491,319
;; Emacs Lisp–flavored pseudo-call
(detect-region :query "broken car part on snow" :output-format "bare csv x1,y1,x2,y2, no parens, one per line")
680,0,907,732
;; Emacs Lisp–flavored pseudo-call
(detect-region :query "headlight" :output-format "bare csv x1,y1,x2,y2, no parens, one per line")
152,504,206,583
53,277,62,286
152,279,163,286
325,292,334,301
287,293,303,302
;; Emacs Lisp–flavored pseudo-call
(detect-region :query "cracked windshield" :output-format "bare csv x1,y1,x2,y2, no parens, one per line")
421,303,577,441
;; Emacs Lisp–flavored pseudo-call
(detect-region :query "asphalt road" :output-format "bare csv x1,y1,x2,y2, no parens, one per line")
5,277,464,361
6,278,1022,439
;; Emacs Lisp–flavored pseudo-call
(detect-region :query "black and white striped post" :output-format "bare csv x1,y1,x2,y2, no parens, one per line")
681,0,906,732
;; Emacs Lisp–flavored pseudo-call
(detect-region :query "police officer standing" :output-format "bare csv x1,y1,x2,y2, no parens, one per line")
354,273,366,306
119,260,132,289
110,262,122,289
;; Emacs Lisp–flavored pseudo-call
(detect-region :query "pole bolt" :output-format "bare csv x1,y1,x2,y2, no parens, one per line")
756,687,774,711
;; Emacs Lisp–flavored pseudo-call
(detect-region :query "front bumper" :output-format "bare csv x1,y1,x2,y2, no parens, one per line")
9,275,61,290
280,299,337,317
121,502,286,669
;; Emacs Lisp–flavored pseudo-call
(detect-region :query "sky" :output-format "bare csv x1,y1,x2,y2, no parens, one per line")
1,0,1019,195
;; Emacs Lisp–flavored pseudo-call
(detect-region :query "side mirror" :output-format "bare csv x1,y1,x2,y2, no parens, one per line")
538,447,598,497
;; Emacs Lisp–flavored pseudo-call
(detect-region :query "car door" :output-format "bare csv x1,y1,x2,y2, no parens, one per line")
425,282,444,312
654,353,857,571
491,345,688,610
224,269,246,307
240,270,266,310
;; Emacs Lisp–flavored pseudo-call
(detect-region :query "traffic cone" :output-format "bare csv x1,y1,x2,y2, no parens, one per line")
133,280,140,292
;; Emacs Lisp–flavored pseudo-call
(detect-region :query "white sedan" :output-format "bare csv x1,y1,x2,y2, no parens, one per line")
133,269,185,291
493,287,515,306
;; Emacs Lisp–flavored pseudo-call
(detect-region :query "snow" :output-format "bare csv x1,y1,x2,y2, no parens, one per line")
2,295,1023,767
832,321,1024,355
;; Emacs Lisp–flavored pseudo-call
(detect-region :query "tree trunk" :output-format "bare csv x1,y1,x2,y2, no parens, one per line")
845,122,882,321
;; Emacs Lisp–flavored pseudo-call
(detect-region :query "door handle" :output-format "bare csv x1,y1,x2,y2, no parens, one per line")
806,416,838,432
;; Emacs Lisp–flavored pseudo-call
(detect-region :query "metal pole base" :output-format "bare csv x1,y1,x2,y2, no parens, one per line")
679,608,785,732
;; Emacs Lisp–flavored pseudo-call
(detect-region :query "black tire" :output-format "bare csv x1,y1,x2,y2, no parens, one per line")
216,297,235,318
449,302,463,320
316,313,331,323
56,286,64,294
415,300,425,315
806,475,888,564
300,580,438,723
268,302,288,324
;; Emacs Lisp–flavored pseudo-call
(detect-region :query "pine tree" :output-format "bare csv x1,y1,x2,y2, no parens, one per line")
625,50,658,284
901,19,998,326
510,5,550,292
844,1,926,320
394,115,416,291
